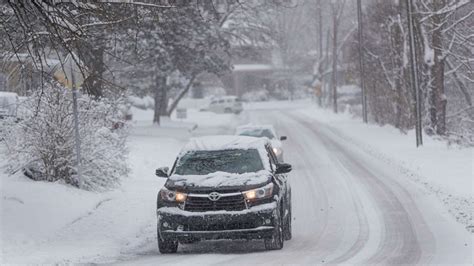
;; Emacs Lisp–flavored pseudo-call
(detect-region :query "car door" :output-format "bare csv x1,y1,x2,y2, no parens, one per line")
208,100,217,112
216,99,225,113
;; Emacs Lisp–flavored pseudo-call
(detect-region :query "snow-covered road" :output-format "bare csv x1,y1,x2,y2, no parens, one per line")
115,108,472,264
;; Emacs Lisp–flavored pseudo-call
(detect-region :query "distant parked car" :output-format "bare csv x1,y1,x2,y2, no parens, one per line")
236,124,287,162
208,96,243,114
155,135,292,253
0,92,19,119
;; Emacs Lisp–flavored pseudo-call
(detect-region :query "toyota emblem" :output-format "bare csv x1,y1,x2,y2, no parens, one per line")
208,192,221,201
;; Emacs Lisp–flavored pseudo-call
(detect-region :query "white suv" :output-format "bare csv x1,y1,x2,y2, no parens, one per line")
208,96,243,114
236,124,287,162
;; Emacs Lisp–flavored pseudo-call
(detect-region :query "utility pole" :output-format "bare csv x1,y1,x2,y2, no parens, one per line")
331,3,339,113
317,0,323,107
70,65,83,188
318,0,323,61
405,0,423,147
55,53,86,186
357,0,368,123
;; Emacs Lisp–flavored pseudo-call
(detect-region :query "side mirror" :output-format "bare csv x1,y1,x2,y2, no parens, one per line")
275,163,292,174
280,136,287,141
155,167,169,178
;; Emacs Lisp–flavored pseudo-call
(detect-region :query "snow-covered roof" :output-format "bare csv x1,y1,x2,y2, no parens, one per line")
180,135,269,155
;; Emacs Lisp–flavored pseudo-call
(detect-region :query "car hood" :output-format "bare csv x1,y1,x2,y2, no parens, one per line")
165,170,272,192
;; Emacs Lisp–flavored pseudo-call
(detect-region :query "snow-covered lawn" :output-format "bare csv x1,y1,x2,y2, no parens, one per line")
295,105,474,231
0,127,185,264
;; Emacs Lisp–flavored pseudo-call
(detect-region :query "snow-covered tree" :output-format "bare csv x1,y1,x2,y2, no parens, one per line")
1,82,129,191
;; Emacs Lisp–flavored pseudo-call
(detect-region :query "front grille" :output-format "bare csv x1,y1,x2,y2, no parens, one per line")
188,221,256,231
185,193,247,212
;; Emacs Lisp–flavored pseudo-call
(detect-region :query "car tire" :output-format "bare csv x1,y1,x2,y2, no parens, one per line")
283,204,292,241
264,212,284,250
157,226,178,254
224,108,232,113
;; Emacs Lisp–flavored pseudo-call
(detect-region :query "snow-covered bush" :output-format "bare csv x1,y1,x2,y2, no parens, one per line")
1,82,129,191
127,95,154,110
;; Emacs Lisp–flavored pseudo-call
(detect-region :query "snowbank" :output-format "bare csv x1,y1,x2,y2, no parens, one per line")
0,126,186,264
295,106,474,230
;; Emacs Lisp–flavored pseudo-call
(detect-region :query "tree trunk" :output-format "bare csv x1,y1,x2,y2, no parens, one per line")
81,41,105,98
153,75,167,124
446,59,472,106
167,75,196,116
430,0,447,135
324,28,331,107
318,0,323,61
390,11,405,129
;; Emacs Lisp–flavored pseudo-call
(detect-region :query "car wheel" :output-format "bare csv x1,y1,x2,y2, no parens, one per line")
224,107,232,113
264,212,284,250
283,204,292,241
157,225,178,254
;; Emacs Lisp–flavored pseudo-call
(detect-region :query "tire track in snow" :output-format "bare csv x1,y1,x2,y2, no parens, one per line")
288,112,435,264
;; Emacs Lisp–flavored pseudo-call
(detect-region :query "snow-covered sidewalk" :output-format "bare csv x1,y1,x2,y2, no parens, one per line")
294,106,474,231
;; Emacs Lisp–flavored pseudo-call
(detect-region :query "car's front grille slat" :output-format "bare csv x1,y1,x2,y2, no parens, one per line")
185,193,246,212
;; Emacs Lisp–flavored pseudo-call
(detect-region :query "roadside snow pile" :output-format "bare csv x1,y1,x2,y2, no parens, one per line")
0,166,105,262
296,107,474,232
1,83,128,191
1,123,186,264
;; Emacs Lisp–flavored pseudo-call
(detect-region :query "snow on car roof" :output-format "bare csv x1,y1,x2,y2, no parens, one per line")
235,124,276,134
180,135,270,154
236,124,275,130
211,95,239,100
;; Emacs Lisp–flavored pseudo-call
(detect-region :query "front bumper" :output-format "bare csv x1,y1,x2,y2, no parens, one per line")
157,202,277,241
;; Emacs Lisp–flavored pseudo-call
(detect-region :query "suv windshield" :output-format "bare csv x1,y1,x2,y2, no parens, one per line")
174,149,264,175
239,129,275,139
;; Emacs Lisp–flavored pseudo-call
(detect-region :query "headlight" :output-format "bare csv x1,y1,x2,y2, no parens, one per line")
243,183,274,201
272,147,282,156
160,187,187,203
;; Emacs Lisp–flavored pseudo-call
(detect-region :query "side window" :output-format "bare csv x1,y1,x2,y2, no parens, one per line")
210,100,217,105
218,99,225,103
